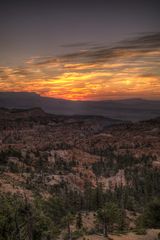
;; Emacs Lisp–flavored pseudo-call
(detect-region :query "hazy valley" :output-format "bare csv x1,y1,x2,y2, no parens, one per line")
1,92,160,121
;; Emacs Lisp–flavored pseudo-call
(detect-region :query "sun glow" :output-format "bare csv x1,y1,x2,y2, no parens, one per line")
1,33,160,100
123,79,132,85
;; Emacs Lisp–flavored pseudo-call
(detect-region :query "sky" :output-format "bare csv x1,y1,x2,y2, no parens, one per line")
0,0,160,100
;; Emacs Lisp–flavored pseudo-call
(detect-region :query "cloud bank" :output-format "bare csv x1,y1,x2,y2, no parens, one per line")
0,33,160,100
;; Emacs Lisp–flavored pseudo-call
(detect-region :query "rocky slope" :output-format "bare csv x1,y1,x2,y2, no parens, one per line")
0,108,159,198
0,108,160,239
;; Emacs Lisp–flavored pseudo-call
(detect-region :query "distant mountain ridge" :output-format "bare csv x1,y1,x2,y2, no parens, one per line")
0,107,47,120
0,92,160,121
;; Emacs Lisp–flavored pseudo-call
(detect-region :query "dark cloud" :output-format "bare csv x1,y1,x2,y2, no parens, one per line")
32,32,160,66
60,42,95,48
120,32,160,49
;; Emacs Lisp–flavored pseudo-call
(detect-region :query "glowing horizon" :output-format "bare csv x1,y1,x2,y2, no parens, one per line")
0,33,160,101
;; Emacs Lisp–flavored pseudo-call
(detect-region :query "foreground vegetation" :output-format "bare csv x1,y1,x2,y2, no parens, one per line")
0,148,160,239
0,191,160,240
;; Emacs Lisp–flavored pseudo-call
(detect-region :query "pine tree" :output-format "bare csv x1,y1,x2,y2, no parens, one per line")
96,202,120,238
63,213,74,240
76,212,83,229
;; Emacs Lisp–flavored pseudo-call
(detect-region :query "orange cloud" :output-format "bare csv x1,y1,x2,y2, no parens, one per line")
0,33,160,100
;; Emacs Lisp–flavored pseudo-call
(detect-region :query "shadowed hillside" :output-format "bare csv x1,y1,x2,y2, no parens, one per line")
0,92,160,121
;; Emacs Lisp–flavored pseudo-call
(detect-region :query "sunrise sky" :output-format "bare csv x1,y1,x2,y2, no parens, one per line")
0,0,160,100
